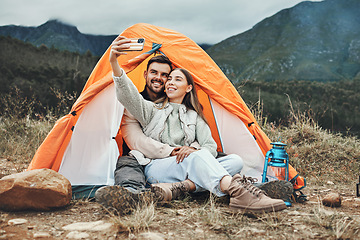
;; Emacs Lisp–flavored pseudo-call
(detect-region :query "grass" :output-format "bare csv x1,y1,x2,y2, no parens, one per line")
252,95,360,186
0,87,74,176
110,200,156,234
306,202,360,239
1,89,360,239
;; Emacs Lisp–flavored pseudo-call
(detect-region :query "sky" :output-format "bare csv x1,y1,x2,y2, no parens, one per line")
0,0,323,44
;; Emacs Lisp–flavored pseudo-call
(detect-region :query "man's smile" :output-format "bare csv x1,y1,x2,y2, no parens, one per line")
151,79,163,87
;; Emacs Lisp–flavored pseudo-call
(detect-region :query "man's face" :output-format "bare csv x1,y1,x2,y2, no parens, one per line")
144,62,171,95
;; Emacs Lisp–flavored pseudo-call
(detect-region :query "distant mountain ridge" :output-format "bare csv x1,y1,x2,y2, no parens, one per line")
0,20,212,56
0,20,117,56
207,0,360,82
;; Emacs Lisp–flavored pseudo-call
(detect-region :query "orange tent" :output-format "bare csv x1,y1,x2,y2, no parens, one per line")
28,23,305,191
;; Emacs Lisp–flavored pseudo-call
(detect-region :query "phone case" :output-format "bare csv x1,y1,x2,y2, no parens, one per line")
125,38,145,51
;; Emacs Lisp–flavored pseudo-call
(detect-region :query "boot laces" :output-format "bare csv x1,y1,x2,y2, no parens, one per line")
238,175,263,197
170,182,187,199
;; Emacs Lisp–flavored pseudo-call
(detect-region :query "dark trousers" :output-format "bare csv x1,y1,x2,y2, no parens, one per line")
114,155,146,191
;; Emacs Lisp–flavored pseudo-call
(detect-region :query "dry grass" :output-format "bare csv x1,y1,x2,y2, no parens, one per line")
110,200,156,234
252,96,360,186
1,90,360,239
0,116,55,178
305,201,360,239
0,88,71,175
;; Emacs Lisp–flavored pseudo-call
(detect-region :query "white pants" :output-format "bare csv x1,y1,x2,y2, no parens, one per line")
144,149,243,196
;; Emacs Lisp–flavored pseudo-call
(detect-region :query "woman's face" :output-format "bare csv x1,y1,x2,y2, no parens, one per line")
165,69,192,104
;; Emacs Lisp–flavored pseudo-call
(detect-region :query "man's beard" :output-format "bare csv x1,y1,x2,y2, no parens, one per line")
147,79,165,94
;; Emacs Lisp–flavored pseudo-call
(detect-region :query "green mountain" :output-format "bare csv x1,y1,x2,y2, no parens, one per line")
0,36,99,116
0,20,117,56
207,0,360,82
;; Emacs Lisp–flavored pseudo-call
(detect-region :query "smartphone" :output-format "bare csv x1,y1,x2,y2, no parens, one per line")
124,38,145,51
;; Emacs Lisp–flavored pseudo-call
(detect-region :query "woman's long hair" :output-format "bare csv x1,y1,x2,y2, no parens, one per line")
157,68,207,124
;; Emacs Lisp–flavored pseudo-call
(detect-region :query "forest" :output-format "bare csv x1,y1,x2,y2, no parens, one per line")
236,79,360,137
0,36,99,117
1,36,359,137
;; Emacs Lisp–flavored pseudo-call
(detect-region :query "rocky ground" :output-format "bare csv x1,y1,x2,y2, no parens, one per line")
1,158,360,239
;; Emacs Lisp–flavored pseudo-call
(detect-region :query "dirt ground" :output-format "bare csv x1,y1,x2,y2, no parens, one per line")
1,158,360,240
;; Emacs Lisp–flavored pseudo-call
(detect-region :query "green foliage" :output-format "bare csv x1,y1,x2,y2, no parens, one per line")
0,36,99,118
236,79,360,137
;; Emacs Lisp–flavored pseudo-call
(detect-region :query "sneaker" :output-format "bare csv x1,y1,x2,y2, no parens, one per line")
257,180,293,201
94,185,153,214
228,174,287,213
151,181,191,201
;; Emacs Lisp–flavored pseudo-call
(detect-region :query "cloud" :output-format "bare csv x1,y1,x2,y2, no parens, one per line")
0,0,323,44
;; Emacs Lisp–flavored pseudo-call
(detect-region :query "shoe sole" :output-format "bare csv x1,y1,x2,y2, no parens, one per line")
95,186,152,214
151,185,172,201
229,201,287,214
259,180,293,201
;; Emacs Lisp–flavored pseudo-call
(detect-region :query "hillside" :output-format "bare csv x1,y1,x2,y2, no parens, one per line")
0,20,117,56
0,36,99,116
207,0,360,82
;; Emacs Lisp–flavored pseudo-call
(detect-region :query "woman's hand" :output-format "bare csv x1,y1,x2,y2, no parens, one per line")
171,146,197,164
109,36,131,76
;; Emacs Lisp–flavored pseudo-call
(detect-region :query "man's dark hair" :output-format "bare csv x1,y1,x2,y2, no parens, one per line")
146,55,172,71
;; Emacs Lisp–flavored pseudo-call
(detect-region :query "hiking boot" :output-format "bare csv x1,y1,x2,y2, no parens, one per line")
228,174,287,213
151,181,191,201
257,180,293,202
94,185,153,215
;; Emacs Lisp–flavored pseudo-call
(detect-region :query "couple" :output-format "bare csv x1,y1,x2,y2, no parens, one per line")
95,36,288,214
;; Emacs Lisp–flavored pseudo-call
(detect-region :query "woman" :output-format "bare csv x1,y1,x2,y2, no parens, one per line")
110,36,286,213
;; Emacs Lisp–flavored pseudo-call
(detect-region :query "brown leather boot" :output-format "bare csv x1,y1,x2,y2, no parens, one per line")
151,181,191,201
228,174,287,213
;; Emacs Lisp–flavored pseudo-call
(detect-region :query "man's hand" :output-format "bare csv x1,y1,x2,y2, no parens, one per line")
171,146,197,163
